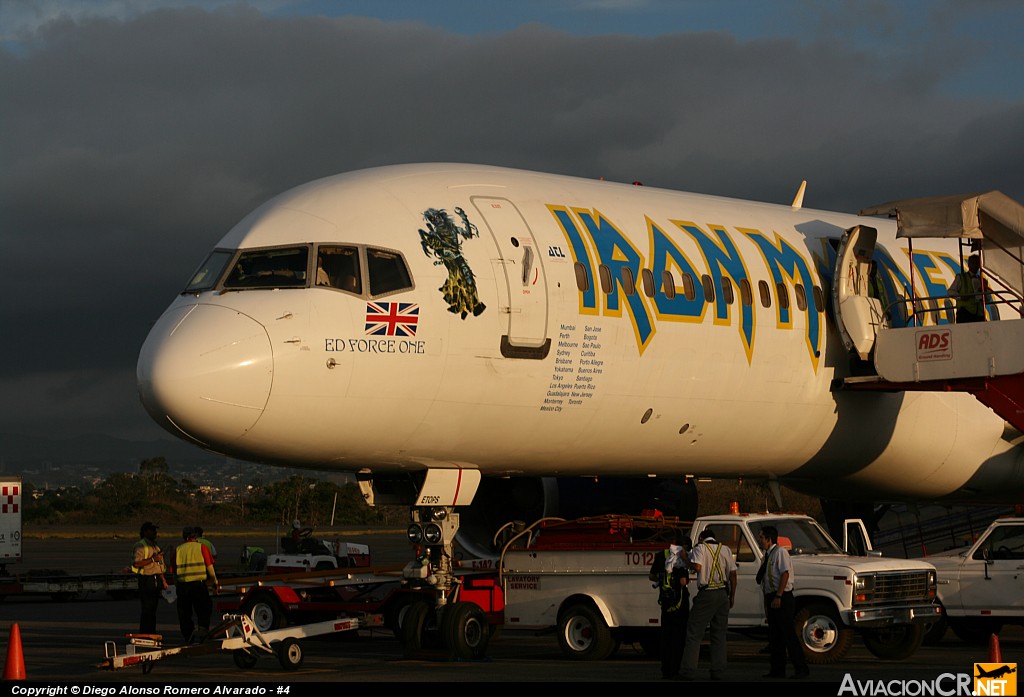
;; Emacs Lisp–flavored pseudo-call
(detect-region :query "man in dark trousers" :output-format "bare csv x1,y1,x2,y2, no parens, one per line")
131,522,167,634
680,527,737,681
757,525,809,679
649,530,690,679
172,526,218,643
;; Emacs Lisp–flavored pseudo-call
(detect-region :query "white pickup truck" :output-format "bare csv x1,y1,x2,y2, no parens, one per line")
690,514,939,663
921,515,1024,644
500,512,939,663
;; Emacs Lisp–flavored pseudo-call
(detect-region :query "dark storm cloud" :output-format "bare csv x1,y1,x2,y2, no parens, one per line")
1,6,1021,437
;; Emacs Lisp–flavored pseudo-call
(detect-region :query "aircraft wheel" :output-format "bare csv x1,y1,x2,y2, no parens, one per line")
795,602,853,664
241,592,286,632
275,637,303,670
557,603,615,661
442,601,490,660
401,601,441,656
232,649,258,669
863,623,925,660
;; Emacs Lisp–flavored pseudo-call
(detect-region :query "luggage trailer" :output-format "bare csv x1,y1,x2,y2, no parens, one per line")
100,612,383,673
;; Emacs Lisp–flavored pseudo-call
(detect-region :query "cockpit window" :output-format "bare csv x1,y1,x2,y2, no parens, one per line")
315,246,362,294
223,247,309,289
367,248,413,297
183,250,234,293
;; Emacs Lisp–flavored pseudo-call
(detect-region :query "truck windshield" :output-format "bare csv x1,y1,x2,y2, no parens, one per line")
748,519,842,555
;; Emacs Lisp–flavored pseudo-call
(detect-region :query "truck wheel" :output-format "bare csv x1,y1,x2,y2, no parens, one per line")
442,601,490,660
863,624,925,660
557,603,615,661
949,618,1003,645
401,601,441,656
241,592,287,632
923,613,948,646
275,637,304,670
794,602,853,664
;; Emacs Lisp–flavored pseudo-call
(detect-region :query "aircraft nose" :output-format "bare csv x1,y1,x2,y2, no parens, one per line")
137,304,273,446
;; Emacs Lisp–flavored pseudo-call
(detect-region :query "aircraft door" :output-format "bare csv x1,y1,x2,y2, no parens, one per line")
472,197,551,359
832,225,882,361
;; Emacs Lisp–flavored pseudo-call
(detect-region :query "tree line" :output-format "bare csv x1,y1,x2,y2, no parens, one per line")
23,457,404,527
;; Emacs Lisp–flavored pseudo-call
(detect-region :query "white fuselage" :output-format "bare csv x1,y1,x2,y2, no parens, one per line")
137,164,1024,501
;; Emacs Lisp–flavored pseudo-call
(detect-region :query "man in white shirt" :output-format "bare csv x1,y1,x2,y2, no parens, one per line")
757,525,809,679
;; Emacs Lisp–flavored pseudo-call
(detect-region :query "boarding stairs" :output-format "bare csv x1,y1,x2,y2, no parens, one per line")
839,192,1024,431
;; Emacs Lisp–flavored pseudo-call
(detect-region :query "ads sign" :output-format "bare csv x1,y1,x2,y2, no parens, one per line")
916,329,952,362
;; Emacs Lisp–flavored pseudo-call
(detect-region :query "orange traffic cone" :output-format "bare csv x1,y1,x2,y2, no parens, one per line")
988,632,1002,662
3,623,26,680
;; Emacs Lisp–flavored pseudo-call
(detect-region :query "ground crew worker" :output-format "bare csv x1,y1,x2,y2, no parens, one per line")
649,530,690,679
172,526,218,643
679,527,737,681
131,522,168,634
756,525,809,679
948,254,989,323
194,526,217,560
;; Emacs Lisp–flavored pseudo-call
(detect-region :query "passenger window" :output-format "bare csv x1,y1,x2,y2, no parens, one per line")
777,282,790,310
758,280,772,308
701,275,715,303
739,279,753,306
621,267,636,296
367,248,413,297
316,246,362,295
660,271,676,299
223,246,309,289
681,273,696,301
813,285,825,312
721,277,735,305
794,283,807,311
599,265,613,294
641,268,656,298
574,262,591,292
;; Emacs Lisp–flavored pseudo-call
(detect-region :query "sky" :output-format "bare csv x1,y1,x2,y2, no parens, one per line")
1,0,1023,444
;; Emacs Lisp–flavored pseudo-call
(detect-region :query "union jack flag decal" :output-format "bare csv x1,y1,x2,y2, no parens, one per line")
365,302,419,336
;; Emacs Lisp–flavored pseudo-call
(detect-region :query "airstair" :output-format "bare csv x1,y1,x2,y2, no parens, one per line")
835,191,1024,431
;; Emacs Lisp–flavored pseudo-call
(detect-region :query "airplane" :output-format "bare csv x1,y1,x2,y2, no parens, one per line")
136,163,1024,558
976,665,1017,679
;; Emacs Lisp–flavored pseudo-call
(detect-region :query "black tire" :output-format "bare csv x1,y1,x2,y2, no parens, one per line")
401,601,441,656
441,601,490,660
557,603,615,661
863,624,925,660
949,618,1003,645
923,614,948,646
241,592,287,632
232,649,258,669
276,637,303,670
794,602,854,664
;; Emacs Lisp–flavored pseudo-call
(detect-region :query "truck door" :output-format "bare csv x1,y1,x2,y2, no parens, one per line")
473,197,551,359
842,519,874,556
712,523,765,626
957,524,1024,617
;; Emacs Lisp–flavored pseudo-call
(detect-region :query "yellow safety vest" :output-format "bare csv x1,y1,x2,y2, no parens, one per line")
131,539,160,575
175,541,209,583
